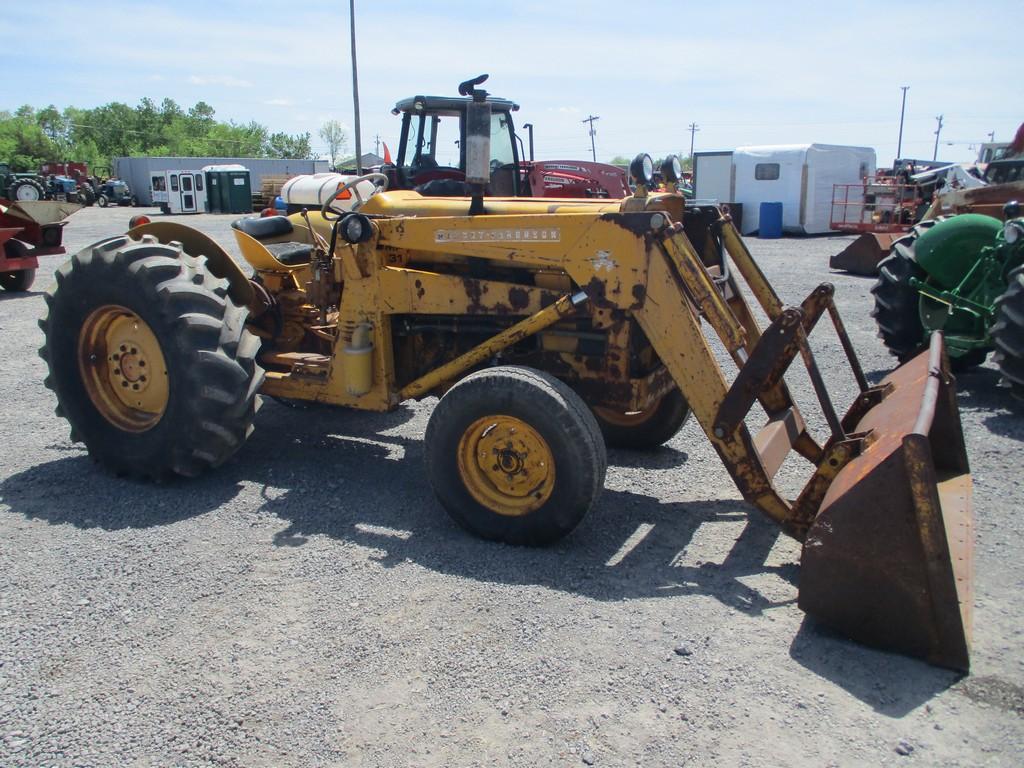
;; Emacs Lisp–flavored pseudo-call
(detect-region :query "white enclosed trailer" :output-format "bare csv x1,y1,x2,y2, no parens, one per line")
151,170,208,215
732,144,876,235
693,151,734,203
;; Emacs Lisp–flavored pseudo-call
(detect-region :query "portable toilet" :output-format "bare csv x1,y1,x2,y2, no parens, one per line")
155,170,207,215
203,164,252,214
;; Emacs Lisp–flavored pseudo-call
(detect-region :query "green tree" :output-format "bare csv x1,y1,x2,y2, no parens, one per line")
319,120,348,167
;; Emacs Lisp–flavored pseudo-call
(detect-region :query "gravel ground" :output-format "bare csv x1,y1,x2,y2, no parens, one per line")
1,205,1022,767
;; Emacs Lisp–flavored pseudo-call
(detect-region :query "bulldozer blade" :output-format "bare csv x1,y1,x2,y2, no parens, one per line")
829,232,899,276
799,333,972,670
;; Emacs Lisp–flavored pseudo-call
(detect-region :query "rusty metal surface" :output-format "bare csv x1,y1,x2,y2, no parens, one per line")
799,338,973,670
829,233,898,276
714,308,803,434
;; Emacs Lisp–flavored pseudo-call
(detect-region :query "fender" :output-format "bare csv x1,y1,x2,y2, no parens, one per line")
128,221,254,306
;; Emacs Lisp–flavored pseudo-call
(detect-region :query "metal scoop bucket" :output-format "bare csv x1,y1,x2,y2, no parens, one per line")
798,333,973,670
829,232,899,276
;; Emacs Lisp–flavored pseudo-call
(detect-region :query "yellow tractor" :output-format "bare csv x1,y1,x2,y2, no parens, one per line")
40,85,973,670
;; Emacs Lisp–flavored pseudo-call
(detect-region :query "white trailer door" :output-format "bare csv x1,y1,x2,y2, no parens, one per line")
179,174,196,213
694,153,733,202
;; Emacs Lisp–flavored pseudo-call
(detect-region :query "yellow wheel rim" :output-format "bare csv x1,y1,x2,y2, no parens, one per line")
593,404,658,428
78,305,169,432
457,415,555,517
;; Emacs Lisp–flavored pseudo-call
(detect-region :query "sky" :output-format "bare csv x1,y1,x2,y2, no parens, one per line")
2,1,1020,166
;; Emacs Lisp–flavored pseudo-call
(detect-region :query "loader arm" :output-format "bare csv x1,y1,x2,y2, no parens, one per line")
620,213,972,670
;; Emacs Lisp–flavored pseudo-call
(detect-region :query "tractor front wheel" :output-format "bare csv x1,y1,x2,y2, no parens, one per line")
96,194,109,208
425,367,607,546
592,388,691,449
0,268,36,292
872,223,932,361
992,265,1024,400
40,235,264,479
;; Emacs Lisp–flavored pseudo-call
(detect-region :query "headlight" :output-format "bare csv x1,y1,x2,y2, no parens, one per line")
629,153,654,187
1005,221,1022,245
661,154,682,184
340,213,373,244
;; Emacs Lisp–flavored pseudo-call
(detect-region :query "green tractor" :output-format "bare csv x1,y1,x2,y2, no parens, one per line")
0,163,47,202
872,202,1024,396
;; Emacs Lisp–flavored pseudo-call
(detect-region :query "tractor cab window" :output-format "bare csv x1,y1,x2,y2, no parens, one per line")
401,112,462,172
489,112,516,168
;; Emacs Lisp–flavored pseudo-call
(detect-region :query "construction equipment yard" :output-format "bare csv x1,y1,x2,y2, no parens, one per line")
1,205,1021,767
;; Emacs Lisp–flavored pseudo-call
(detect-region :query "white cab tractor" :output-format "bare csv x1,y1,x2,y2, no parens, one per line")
280,173,382,215
151,170,208,215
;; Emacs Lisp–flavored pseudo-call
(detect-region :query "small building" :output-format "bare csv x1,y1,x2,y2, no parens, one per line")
152,169,208,214
114,156,328,206
694,144,876,235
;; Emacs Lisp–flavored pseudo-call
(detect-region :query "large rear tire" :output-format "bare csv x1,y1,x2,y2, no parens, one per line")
592,388,691,449
871,221,933,361
992,266,1024,400
424,366,607,546
39,235,264,479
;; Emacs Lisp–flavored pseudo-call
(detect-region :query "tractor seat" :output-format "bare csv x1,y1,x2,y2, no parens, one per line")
231,215,294,240
231,216,312,266
264,242,314,265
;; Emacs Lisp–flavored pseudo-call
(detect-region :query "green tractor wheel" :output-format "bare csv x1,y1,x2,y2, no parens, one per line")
992,265,1024,400
871,221,933,361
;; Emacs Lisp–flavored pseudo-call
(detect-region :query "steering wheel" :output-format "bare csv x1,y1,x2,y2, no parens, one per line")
320,173,389,221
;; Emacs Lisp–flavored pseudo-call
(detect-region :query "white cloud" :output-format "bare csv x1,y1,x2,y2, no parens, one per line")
188,74,253,88
264,98,294,107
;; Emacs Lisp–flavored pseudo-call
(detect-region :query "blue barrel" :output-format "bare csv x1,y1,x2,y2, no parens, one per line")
759,202,783,239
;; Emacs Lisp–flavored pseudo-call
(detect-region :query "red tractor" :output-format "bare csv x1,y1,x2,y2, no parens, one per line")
0,199,79,292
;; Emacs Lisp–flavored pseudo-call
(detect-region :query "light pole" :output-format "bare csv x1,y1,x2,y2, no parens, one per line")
688,123,699,160
349,0,362,174
896,86,909,160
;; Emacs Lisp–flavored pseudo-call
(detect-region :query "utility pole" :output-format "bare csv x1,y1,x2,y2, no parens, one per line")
988,131,995,142
932,114,944,162
688,122,700,160
374,134,381,157
896,86,909,160
582,115,600,162
349,0,363,174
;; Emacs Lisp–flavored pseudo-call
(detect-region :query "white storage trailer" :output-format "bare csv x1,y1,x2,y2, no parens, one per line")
151,170,208,215
693,151,735,203
732,144,875,235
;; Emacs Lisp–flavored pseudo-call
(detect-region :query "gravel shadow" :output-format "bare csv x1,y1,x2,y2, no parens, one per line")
789,620,961,717
0,289,45,302
0,455,245,530
1,399,796,617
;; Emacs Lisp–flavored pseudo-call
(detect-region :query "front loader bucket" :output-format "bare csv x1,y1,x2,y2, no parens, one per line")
799,333,972,670
829,232,899,276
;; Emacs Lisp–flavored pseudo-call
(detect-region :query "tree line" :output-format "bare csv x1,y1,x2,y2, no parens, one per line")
0,98,314,175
